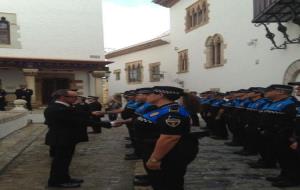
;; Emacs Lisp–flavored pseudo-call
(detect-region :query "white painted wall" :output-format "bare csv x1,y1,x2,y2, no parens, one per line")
0,69,25,92
0,0,105,60
169,0,300,92
108,42,182,96
108,0,300,94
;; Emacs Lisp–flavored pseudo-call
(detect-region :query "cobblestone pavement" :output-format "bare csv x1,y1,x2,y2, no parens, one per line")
0,125,134,190
1,124,300,190
185,135,299,190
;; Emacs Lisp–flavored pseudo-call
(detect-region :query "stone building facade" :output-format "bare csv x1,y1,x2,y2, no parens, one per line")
0,0,110,106
107,0,300,95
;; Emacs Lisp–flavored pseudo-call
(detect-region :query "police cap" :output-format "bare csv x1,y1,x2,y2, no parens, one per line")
288,82,300,86
123,90,136,96
152,86,184,100
135,88,153,94
266,84,293,93
248,87,266,93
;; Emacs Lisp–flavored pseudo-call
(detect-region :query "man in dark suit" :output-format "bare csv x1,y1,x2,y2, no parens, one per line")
44,89,111,188
0,88,7,111
15,84,33,110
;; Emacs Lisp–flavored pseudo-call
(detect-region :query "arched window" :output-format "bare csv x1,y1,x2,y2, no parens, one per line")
0,17,10,45
186,0,209,32
178,49,189,73
205,34,226,68
197,6,202,25
192,9,197,27
214,35,222,65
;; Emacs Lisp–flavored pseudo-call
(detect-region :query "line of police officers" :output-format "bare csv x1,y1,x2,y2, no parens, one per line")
198,84,300,188
107,86,199,190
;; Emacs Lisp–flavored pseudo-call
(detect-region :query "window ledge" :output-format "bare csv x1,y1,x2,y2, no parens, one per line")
185,22,208,33
177,70,189,74
204,64,224,69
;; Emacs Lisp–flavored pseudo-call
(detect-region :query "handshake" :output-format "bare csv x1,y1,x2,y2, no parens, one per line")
110,120,126,127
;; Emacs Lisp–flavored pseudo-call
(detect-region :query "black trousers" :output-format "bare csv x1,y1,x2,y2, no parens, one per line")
147,156,188,190
48,145,75,185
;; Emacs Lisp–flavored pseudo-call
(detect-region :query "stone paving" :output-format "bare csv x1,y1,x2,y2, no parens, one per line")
0,125,134,190
1,123,300,190
184,136,299,190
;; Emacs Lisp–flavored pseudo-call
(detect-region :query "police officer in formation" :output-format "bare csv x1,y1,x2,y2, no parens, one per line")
197,84,300,187
110,86,199,190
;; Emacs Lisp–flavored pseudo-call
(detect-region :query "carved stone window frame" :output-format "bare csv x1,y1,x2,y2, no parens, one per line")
149,62,161,82
0,17,10,45
178,49,189,74
125,60,143,84
0,12,21,49
113,69,121,81
185,0,209,33
204,34,227,69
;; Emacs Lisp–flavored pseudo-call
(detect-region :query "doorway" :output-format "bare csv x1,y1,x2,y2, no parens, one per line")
42,78,70,104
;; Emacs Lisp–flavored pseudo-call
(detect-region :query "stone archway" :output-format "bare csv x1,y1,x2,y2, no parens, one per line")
283,59,300,84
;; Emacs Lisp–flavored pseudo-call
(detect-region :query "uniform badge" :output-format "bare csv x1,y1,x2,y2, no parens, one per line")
150,112,159,117
166,118,181,127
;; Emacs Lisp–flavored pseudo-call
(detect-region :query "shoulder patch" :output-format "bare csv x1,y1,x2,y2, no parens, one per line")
165,117,181,127
150,112,159,117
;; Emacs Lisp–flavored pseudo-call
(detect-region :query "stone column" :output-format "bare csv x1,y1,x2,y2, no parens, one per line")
22,68,38,105
92,71,106,104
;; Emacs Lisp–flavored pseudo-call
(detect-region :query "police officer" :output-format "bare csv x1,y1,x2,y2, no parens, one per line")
250,85,297,170
86,96,103,133
206,92,228,139
239,87,269,156
125,88,157,160
134,86,198,190
0,88,7,111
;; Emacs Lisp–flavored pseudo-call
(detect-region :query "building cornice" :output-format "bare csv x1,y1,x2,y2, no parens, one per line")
152,0,179,8
105,35,170,59
0,57,112,70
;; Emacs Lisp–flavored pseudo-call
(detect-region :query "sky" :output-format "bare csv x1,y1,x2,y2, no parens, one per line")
102,0,170,51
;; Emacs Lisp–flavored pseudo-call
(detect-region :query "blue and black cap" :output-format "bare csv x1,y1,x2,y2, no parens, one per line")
135,88,153,94
266,84,293,93
288,82,300,86
248,87,266,93
123,90,136,96
152,86,184,100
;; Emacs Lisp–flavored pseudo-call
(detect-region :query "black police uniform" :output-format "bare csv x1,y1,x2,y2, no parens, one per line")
0,88,7,111
134,101,198,190
256,95,296,168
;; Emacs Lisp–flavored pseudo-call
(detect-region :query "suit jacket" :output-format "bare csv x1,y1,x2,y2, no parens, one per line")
88,101,103,121
44,102,91,146
15,88,33,101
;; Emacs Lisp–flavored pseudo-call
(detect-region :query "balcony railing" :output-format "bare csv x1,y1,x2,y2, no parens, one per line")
253,0,300,23
252,0,300,50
